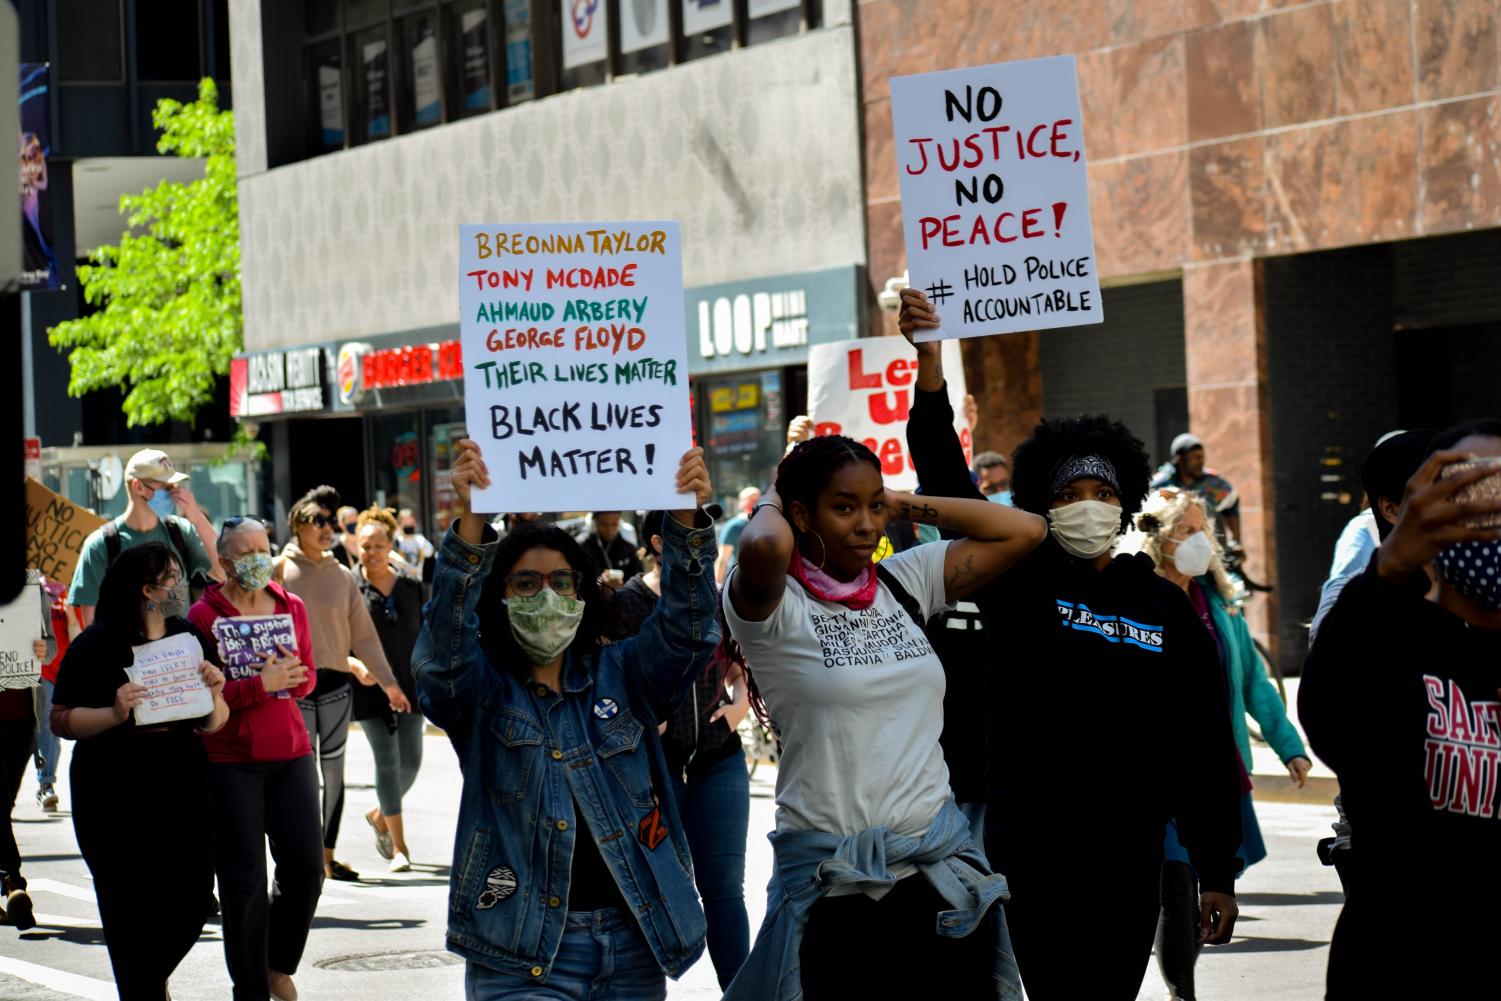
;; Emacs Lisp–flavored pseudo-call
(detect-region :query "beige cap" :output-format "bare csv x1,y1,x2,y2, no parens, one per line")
125,448,190,485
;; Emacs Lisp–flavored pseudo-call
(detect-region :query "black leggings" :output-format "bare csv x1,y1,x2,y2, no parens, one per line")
0,716,33,883
211,756,324,1001
799,875,995,999
299,671,352,851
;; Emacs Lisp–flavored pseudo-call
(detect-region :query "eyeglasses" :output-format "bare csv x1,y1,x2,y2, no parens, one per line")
504,570,582,597
301,513,338,529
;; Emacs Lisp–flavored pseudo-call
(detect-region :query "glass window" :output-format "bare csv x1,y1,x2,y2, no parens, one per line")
352,26,394,143
503,0,537,103
746,0,801,44
449,0,494,116
59,0,123,83
305,0,341,35
401,9,444,129
559,0,608,90
345,0,388,29
699,371,785,515
616,0,669,77
306,39,346,151
371,412,426,527
679,0,732,62
212,0,232,80
135,0,203,81
428,413,468,536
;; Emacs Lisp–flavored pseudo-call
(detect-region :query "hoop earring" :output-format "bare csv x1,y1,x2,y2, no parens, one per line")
799,532,827,571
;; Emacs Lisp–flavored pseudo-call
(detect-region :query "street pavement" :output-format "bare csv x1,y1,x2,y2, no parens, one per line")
1,731,1341,1000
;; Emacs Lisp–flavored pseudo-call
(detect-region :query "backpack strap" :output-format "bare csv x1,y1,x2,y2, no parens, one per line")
161,517,194,578
875,563,926,630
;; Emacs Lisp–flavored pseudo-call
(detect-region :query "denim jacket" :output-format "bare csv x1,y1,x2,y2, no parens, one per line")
724,798,1024,1000
413,513,719,983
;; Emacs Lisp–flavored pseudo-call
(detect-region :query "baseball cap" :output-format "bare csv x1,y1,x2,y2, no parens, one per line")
125,448,190,485
1170,433,1203,457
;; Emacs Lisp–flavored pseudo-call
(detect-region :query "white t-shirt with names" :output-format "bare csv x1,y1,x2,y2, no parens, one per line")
727,542,954,879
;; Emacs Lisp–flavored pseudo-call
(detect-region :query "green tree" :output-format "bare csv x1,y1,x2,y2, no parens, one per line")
49,78,240,427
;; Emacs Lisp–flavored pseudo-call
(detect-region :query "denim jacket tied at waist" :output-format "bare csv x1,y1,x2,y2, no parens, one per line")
724,797,1023,1000
413,513,719,984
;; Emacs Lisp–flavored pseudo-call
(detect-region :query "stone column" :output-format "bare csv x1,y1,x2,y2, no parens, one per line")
1183,257,1277,651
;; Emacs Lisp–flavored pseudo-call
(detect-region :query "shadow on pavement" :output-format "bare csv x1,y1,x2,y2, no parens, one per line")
311,915,428,932
1214,936,1328,954
1235,891,1344,907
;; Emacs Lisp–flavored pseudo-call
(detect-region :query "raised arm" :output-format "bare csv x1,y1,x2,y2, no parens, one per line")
886,492,1045,602
728,488,793,624
899,289,985,503
411,439,496,742
619,450,719,720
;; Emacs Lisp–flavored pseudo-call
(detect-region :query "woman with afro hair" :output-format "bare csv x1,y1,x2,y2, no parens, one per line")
898,288,1245,1001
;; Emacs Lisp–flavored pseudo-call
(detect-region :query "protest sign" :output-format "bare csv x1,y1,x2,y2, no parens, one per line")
807,337,971,492
126,632,213,726
891,55,1102,341
212,614,298,700
0,582,44,691
459,222,695,513
25,477,107,586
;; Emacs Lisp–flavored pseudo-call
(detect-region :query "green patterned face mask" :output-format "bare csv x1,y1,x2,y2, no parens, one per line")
505,588,585,664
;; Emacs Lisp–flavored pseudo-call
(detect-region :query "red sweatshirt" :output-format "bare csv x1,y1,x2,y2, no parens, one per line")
188,582,316,763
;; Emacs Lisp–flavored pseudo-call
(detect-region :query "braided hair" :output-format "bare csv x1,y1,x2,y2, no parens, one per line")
720,434,883,732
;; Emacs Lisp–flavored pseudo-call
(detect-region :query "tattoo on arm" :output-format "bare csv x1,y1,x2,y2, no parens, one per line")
945,551,981,597
896,501,941,523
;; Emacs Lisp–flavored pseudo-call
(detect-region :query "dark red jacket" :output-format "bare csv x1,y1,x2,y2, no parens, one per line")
188,582,316,763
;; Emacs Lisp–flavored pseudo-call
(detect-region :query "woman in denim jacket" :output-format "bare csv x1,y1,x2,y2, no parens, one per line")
414,439,719,1000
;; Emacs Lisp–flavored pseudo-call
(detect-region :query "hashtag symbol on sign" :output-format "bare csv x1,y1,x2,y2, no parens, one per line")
925,280,953,305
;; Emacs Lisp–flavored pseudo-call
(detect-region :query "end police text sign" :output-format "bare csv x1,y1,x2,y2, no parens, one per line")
891,55,1103,341
458,222,695,514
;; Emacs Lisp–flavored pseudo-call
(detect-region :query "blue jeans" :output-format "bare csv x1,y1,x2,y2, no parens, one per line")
33,679,57,787
358,713,425,817
668,751,750,989
464,908,666,1000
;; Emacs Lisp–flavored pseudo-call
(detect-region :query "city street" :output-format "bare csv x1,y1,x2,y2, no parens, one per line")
1,731,1341,1000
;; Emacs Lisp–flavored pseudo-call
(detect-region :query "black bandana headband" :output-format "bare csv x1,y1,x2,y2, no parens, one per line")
1050,454,1120,498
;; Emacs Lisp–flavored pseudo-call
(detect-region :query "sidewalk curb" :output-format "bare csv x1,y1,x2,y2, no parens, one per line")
1250,774,1338,805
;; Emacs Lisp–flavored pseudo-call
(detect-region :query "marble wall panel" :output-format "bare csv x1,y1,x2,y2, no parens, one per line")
1419,95,1501,234
1190,136,1267,260
1187,19,1261,141
1264,121,1343,253
1334,0,1416,115
1113,150,1193,275
1183,258,1259,386
1113,35,1189,155
1336,111,1419,244
1415,0,1501,101
1260,3,1338,128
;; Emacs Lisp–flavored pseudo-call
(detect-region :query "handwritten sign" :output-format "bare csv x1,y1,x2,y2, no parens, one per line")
0,583,44,691
459,222,695,513
891,55,1102,341
807,337,972,493
212,615,297,700
126,632,213,726
25,478,107,585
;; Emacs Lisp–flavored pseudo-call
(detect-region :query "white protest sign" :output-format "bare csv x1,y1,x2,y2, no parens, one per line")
807,337,971,493
891,55,1102,341
126,633,213,726
0,583,44,691
459,222,695,514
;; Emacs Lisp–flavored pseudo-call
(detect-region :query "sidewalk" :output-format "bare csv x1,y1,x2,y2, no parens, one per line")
1246,676,1340,805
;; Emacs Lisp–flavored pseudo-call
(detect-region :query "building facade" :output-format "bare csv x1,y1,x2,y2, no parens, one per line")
859,0,1501,666
228,0,866,532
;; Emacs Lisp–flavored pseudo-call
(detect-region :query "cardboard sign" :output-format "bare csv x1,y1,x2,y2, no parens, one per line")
0,583,44,691
212,614,297,700
891,55,1103,341
807,337,972,492
25,477,107,586
459,222,695,514
126,632,213,726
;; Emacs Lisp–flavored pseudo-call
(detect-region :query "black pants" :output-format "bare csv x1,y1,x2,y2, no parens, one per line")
0,716,33,883
1002,856,1162,1000
211,756,324,1001
71,734,213,1001
799,875,995,999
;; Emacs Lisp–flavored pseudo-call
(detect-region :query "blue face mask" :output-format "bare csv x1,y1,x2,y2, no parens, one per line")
147,487,176,519
988,490,1013,506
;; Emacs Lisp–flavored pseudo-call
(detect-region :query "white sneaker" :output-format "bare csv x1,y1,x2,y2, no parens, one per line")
389,851,412,873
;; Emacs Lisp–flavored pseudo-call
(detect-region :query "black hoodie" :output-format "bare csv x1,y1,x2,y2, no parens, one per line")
907,385,1244,893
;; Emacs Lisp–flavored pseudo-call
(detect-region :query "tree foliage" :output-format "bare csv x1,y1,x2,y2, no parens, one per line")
49,79,240,427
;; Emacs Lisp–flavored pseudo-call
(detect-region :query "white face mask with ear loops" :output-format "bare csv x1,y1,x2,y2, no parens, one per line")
1170,531,1214,578
1048,500,1122,559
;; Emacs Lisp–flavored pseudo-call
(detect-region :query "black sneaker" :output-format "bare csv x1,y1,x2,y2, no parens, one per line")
4,886,34,931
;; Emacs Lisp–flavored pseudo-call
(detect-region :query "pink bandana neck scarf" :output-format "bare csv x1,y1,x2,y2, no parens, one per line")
788,553,879,610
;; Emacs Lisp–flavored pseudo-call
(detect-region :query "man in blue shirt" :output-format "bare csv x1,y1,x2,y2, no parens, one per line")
714,486,760,586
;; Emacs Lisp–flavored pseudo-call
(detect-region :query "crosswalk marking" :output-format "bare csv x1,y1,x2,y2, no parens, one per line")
0,955,116,1001
25,878,100,904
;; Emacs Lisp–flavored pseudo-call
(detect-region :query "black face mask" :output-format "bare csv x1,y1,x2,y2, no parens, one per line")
402,526,417,535
344,522,358,534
